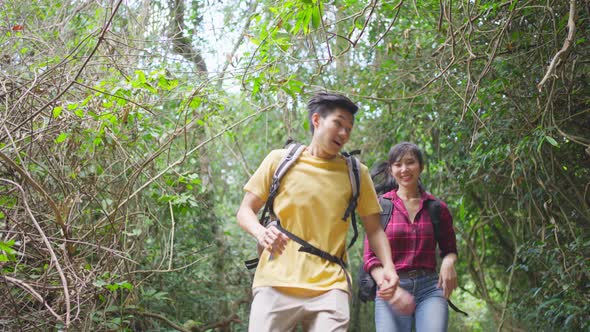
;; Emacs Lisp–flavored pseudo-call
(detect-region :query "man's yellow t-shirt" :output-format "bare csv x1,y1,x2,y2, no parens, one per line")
244,148,381,296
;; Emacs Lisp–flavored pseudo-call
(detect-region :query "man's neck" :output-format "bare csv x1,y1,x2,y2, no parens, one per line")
307,141,337,159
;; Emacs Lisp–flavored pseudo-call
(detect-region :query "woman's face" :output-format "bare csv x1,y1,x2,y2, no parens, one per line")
390,152,423,189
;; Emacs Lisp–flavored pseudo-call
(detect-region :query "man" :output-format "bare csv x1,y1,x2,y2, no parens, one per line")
237,92,399,331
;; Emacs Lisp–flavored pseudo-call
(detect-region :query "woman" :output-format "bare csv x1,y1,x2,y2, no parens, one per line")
363,142,458,332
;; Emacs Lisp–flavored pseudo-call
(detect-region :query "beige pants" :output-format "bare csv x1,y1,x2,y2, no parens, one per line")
248,287,350,332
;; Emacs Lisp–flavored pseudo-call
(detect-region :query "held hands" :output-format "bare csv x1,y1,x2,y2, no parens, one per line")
255,225,289,256
376,266,399,299
438,255,458,298
375,266,415,315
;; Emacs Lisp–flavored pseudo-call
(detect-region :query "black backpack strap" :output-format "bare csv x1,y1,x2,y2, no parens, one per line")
378,196,394,230
245,144,305,270
275,223,352,292
357,196,394,302
259,143,306,225
449,299,468,316
342,152,361,249
244,258,260,270
425,198,442,244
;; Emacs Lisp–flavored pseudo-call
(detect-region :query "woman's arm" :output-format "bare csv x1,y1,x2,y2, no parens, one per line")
437,202,458,298
362,213,399,297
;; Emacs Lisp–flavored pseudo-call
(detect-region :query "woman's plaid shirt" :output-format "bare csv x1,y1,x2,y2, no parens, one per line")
363,189,458,274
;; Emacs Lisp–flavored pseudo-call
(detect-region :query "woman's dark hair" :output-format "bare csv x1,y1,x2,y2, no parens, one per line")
371,142,425,194
307,92,358,134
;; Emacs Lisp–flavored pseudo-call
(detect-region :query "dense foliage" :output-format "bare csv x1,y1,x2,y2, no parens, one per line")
0,0,588,331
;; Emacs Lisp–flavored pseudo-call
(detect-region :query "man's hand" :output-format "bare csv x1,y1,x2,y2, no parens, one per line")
255,225,289,256
376,266,399,299
438,253,458,298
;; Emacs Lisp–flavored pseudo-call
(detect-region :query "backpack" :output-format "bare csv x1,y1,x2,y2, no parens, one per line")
357,195,468,316
244,142,362,290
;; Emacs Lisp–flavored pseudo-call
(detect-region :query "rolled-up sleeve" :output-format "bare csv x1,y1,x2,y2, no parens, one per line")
438,201,458,258
363,234,383,273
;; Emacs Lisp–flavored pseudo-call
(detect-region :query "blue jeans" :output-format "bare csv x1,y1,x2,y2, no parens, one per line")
375,273,448,332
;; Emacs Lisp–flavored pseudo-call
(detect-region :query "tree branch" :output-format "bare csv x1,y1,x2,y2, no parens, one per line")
537,0,577,92
168,0,208,73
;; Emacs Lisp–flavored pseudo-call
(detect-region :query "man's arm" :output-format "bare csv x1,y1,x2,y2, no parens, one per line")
361,213,399,295
236,192,288,256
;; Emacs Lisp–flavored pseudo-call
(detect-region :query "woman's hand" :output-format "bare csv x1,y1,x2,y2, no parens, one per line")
388,288,416,315
438,253,458,298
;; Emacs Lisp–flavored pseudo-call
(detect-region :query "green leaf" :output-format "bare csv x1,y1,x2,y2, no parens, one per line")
52,106,63,118
545,135,559,147
252,79,261,95
118,281,133,290
158,76,178,91
55,132,68,143
74,109,84,117
189,97,202,109
106,284,120,291
134,70,147,84
0,240,16,254
311,6,321,29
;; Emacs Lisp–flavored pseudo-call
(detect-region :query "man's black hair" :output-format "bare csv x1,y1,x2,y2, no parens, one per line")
307,93,359,134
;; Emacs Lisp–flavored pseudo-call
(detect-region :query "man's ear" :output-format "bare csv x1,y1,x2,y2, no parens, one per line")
311,112,321,131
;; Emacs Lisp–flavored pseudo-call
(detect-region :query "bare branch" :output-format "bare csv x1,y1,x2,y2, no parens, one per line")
537,0,577,92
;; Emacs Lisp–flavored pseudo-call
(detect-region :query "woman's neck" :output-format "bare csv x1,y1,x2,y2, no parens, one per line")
396,186,420,200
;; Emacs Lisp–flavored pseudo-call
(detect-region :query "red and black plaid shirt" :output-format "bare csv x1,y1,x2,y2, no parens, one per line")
363,189,457,273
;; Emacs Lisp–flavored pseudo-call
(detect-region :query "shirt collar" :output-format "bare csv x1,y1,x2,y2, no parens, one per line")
383,189,436,202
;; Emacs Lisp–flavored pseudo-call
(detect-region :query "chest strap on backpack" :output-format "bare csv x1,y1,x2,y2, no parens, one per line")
274,222,352,292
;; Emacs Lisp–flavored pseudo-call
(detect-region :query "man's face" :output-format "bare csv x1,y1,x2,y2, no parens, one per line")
312,108,354,156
